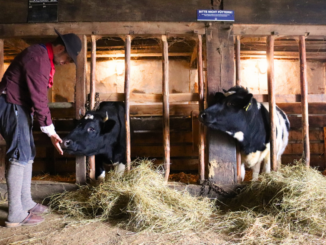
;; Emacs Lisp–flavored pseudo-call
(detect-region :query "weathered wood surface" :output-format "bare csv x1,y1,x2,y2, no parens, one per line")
197,35,205,183
233,24,326,37
162,35,170,181
75,35,87,185
225,0,326,25
125,35,131,171
0,22,206,37
267,36,278,171
206,23,236,185
299,36,310,166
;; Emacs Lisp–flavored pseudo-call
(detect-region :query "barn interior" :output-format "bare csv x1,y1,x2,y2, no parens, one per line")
2,35,203,180
2,34,326,181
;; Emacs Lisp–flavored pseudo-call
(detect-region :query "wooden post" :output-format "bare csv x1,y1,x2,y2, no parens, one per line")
75,35,87,184
235,35,242,183
0,40,4,182
235,36,241,86
299,35,310,167
266,35,278,171
125,35,131,171
197,35,205,183
206,23,236,185
162,35,170,182
88,35,97,180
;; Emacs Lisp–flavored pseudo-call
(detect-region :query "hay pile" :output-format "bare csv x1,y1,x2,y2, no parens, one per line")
214,161,326,244
48,160,215,233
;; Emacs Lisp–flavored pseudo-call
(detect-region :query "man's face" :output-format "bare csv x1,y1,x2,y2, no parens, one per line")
53,48,73,65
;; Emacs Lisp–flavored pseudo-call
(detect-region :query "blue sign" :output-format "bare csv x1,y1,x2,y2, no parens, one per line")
197,10,234,22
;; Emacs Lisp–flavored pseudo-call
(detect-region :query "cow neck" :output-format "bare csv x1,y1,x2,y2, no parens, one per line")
45,43,55,88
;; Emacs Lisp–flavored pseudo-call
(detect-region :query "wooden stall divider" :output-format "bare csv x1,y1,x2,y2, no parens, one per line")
125,35,131,171
162,35,170,181
299,35,310,167
267,35,278,171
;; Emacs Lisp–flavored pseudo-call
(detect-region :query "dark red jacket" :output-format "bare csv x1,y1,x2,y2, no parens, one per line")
0,44,52,127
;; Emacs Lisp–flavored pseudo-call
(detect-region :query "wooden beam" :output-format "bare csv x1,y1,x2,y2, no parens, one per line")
162,35,170,182
197,34,205,183
0,22,205,37
88,52,192,58
233,24,326,36
98,92,200,103
89,35,97,180
299,36,310,167
206,23,236,185
4,38,29,52
125,35,131,171
240,50,326,60
267,36,278,172
254,94,326,103
75,35,87,185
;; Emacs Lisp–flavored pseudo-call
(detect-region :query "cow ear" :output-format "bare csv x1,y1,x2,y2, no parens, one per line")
242,93,253,111
102,119,116,133
214,92,225,102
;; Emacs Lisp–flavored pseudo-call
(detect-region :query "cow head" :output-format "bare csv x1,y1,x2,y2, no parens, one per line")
61,111,116,156
199,86,254,141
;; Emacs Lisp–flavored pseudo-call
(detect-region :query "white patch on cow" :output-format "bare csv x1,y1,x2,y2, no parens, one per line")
234,131,244,142
224,91,236,97
85,114,94,120
97,171,106,181
257,103,261,109
112,162,126,175
225,131,233,136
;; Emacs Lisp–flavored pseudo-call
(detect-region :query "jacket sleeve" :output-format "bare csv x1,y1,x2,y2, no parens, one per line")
23,55,53,127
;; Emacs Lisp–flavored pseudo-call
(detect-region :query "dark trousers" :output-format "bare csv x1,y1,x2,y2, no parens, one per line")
0,95,35,166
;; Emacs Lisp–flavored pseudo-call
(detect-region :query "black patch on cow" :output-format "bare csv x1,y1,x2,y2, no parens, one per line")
199,86,273,155
62,102,126,179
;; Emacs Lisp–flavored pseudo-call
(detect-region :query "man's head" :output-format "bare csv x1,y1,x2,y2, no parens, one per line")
52,29,81,66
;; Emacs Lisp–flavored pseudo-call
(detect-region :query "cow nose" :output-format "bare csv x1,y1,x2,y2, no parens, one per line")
63,139,72,148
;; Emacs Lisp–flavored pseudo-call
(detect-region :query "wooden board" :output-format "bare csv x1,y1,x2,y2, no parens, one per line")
225,0,326,25
206,23,237,185
0,22,206,37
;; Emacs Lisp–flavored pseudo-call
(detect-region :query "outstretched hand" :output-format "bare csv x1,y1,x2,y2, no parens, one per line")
50,133,63,155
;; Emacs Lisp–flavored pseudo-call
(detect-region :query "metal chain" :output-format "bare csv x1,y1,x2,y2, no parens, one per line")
200,179,241,198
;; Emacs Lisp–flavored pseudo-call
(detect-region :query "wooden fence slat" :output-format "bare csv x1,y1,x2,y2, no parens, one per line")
267,35,278,172
299,35,310,167
75,35,87,185
162,35,170,181
125,35,131,171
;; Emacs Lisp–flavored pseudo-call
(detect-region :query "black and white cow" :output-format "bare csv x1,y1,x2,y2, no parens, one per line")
199,86,290,181
61,102,126,179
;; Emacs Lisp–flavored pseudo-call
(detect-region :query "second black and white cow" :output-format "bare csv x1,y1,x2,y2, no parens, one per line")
61,102,126,179
199,86,290,181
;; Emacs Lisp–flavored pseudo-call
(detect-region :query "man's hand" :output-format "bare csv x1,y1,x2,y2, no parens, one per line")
50,133,63,155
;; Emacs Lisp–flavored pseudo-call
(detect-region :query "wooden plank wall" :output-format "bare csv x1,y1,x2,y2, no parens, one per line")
0,0,214,24
225,0,326,25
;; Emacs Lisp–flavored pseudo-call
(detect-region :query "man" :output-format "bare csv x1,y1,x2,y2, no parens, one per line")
0,29,81,227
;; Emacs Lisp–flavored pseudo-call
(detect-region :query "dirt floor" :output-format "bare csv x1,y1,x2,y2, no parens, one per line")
0,183,228,245
0,211,227,245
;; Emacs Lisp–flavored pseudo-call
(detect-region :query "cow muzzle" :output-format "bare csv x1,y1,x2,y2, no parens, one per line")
62,139,72,149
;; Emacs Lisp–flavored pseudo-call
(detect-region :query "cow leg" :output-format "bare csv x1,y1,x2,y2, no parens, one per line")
262,152,271,174
251,161,261,181
241,163,245,181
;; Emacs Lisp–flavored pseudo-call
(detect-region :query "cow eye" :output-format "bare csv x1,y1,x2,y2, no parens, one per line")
87,127,95,133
